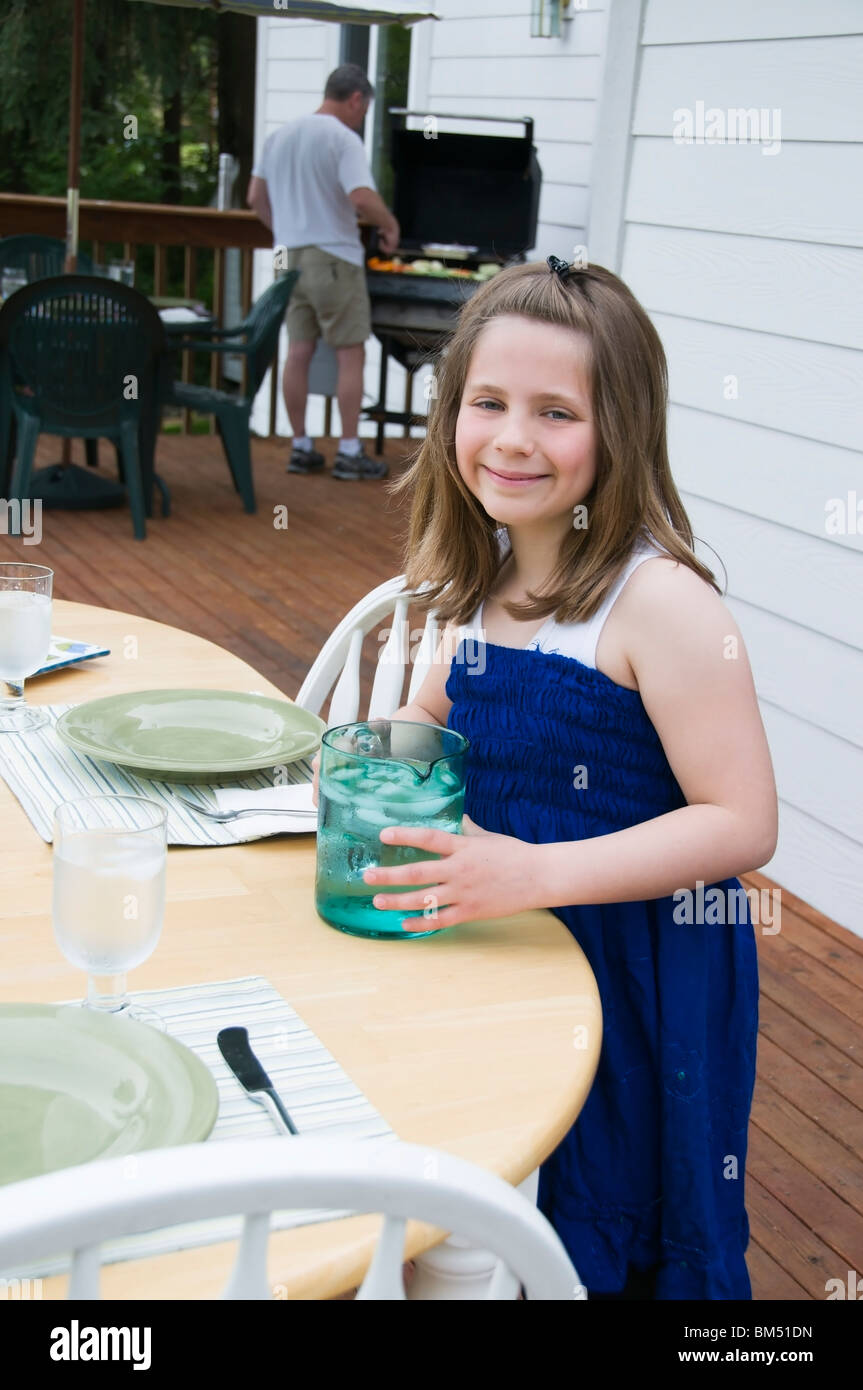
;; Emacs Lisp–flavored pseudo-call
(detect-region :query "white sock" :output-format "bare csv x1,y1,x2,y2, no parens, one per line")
293,435,313,452
339,437,361,456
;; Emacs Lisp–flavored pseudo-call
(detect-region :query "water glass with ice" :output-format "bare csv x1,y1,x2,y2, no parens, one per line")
53,796,169,1029
0,563,53,733
315,719,469,940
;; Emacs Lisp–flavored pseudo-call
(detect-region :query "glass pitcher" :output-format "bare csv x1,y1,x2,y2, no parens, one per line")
315,719,469,940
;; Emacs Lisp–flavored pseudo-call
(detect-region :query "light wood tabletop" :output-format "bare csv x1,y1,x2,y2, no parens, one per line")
0,600,602,1300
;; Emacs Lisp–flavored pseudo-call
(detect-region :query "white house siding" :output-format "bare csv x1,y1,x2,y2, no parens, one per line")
251,4,611,440
588,0,863,933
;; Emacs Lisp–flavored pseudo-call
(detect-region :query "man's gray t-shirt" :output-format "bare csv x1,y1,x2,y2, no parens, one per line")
252,113,376,267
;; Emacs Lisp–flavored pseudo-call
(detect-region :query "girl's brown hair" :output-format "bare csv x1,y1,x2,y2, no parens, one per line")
387,259,718,626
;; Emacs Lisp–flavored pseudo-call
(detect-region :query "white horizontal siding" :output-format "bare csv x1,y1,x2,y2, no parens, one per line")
668,406,863,553
430,11,606,57
634,37,863,142
655,314,863,453
538,183,589,228
533,223,588,265
685,496,863,651
266,22,328,60
428,54,603,100
536,140,593,185
627,138,863,248
266,59,332,97
622,225,863,351
430,0,605,17
761,705,863,844
727,598,863,750
643,0,862,46
761,805,863,935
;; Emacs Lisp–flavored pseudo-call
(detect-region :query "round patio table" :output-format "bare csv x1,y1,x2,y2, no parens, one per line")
0,601,602,1299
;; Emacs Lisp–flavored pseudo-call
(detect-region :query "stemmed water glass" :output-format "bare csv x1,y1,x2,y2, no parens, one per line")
0,563,53,733
52,796,169,1030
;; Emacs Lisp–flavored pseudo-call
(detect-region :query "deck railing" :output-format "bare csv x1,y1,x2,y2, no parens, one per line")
0,193,283,434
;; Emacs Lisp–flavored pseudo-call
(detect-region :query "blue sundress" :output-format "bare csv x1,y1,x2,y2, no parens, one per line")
445,639,759,1300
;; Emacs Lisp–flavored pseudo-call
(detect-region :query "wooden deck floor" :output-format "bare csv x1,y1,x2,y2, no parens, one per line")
1,431,860,1302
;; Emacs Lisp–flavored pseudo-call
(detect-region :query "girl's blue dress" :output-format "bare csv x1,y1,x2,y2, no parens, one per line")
445,640,759,1300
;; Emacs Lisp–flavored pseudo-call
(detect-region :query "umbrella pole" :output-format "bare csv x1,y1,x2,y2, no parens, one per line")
33,0,125,508
65,0,85,274
59,0,85,466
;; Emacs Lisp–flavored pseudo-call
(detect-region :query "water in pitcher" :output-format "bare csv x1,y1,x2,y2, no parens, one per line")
52,831,166,974
0,590,52,680
316,758,464,938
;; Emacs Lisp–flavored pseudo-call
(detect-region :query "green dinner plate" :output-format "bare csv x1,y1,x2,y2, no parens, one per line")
0,1004,219,1187
55,688,325,781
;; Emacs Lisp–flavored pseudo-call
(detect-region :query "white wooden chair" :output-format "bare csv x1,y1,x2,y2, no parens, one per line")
295,574,441,725
0,1136,583,1301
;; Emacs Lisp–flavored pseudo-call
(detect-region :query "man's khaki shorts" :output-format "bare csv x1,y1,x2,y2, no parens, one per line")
286,246,371,348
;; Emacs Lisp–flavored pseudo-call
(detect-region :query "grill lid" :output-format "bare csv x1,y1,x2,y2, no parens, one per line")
386,110,541,260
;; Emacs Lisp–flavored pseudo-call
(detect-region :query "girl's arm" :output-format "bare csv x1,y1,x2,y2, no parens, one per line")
537,558,779,906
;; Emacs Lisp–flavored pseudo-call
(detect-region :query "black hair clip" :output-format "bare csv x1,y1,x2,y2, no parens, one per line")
547,254,573,281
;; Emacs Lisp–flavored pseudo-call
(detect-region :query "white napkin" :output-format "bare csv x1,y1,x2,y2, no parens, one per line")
211,781,318,837
158,306,205,323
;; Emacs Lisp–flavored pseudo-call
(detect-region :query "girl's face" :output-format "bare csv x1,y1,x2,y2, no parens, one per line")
455,315,596,533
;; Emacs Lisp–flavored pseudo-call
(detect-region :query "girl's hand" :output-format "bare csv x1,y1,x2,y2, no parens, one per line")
362,815,544,931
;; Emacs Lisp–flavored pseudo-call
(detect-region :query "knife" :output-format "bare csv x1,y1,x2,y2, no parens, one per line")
217,1026,299,1136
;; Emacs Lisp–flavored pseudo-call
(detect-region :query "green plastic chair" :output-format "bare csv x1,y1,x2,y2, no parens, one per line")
0,276,166,540
163,272,299,513
0,235,94,280
0,238,104,480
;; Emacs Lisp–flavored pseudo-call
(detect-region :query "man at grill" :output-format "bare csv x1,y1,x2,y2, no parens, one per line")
247,64,399,481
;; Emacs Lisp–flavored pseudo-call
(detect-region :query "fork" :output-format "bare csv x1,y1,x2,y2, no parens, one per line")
173,793,316,823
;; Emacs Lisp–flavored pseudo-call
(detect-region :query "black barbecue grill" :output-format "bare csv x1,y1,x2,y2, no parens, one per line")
363,110,542,451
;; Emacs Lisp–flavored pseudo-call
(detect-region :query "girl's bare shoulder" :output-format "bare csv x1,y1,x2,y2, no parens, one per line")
623,553,726,610
616,555,740,658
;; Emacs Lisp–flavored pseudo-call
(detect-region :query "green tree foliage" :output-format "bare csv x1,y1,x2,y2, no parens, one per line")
0,0,219,206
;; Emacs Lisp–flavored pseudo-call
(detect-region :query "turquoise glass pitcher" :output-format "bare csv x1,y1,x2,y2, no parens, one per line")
315,719,469,940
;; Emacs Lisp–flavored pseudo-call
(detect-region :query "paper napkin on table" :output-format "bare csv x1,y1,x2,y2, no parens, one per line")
158,306,206,323
211,781,318,837
33,637,111,677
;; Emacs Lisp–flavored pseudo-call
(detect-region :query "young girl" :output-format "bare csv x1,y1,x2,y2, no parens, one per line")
318,258,777,1300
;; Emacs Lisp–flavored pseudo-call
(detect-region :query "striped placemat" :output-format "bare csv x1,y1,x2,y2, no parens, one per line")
0,704,314,846
9,975,398,1280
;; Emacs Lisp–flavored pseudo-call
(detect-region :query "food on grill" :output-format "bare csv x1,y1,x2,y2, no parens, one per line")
367,255,501,282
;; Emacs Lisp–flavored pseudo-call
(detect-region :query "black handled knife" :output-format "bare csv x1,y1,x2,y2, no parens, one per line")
217,1026,299,1136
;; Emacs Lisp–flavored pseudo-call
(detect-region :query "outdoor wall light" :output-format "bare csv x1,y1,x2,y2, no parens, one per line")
531,0,561,39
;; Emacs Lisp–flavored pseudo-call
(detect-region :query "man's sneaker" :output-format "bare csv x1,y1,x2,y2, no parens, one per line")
288,444,326,474
331,446,389,481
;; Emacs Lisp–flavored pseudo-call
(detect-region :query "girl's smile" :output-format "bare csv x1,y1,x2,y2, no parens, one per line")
481,464,552,486
455,314,596,532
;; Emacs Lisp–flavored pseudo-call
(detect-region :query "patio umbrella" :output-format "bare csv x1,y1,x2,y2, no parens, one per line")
41,0,436,508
